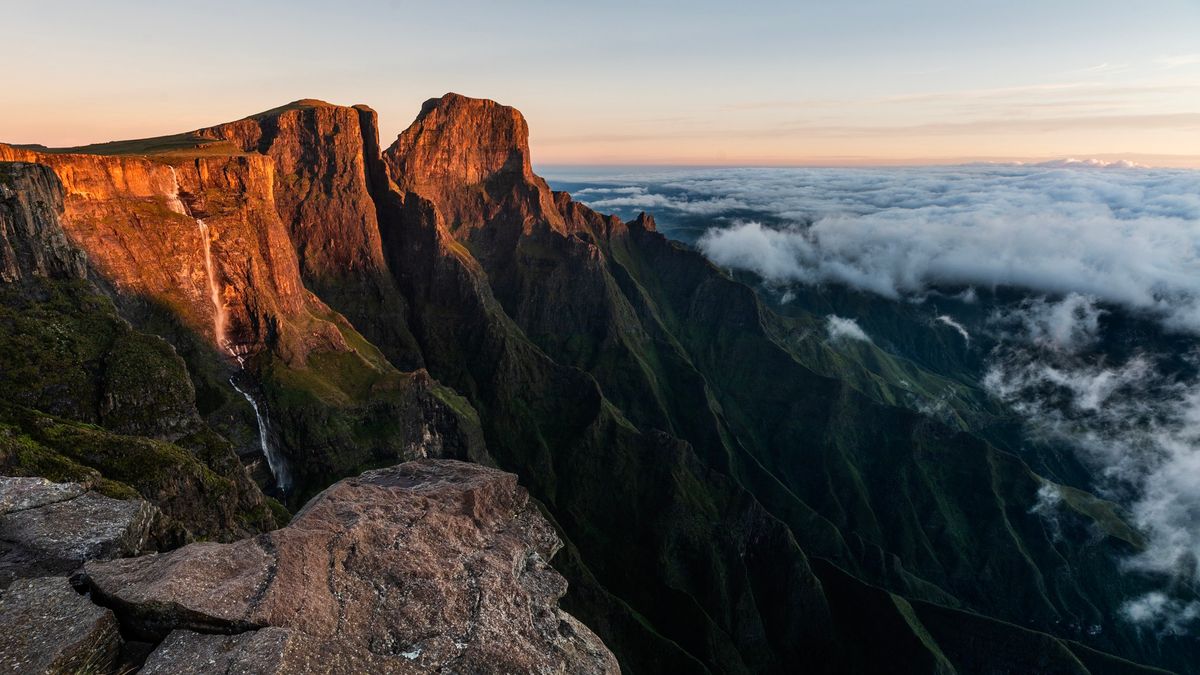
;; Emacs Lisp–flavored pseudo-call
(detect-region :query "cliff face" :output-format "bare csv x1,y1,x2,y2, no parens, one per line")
0,144,337,362
385,93,563,236
384,95,684,437
199,100,424,370
0,162,86,282
0,162,280,542
2,95,1192,674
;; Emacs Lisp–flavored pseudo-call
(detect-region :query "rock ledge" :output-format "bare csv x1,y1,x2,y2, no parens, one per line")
83,459,618,673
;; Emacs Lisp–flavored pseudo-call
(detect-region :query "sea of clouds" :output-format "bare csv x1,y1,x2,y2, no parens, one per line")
553,163,1200,631
561,165,1200,330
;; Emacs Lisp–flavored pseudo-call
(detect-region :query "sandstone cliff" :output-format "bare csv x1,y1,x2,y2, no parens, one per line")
0,144,338,362
0,162,279,541
197,100,424,370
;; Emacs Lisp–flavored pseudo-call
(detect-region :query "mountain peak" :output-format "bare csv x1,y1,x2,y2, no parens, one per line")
631,211,658,232
389,93,532,188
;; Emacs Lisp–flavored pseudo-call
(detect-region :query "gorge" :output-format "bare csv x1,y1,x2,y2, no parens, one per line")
1,94,1195,674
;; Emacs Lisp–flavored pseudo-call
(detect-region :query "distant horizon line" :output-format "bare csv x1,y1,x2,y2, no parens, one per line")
536,154,1200,170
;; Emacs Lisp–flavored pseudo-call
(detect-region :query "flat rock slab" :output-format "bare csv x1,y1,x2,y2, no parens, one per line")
0,477,155,586
86,459,617,673
0,576,121,674
140,628,385,674
0,477,86,515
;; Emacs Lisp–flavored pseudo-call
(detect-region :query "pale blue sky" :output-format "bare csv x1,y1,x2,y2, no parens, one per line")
5,0,1199,164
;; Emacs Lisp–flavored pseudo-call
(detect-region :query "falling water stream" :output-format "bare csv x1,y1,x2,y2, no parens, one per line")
167,167,291,492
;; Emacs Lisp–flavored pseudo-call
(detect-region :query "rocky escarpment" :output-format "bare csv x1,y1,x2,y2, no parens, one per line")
385,94,565,236
197,100,424,371
73,460,616,673
0,144,337,363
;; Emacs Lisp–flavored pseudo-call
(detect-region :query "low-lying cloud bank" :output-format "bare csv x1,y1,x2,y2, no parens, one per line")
562,165,1200,334
689,167,1200,333
581,186,750,216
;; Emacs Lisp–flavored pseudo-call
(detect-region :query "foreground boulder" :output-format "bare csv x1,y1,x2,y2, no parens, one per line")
0,576,122,673
0,476,155,586
83,459,617,673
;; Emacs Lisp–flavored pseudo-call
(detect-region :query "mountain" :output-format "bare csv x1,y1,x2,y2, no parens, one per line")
1,94,1192,673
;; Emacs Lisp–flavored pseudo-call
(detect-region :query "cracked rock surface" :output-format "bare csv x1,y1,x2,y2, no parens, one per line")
84,459,618,673
0,576,121,674
0,476,155,587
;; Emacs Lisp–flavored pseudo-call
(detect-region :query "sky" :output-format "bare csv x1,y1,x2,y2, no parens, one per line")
4,0,1200,166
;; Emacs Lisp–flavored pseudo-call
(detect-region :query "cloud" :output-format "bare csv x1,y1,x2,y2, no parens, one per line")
1157,54,1200,69
573,186,647,195
983,307,1200,628
682,166,1200,334
1030,482,1065,542
936,315,970,342
989,294,1105,352
1032,158,1147,169
1070,63,1132,75
693,221,815,284
1121,593,1200,635
586,192,749,216
826,315,871,343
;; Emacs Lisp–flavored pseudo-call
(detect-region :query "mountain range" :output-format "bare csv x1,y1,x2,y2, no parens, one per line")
0,93,1193,673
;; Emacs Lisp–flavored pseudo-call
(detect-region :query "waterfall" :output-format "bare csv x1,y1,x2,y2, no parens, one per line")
195,217,228,349
166,166,291,493
229,376,291,491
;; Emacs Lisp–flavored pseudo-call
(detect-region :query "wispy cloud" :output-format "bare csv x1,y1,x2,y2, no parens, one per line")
936,315,970,342
783,112,1200,138
983,297,1200,631
1157,53,1200,69
826,315,872,343
1067,62,1133,75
